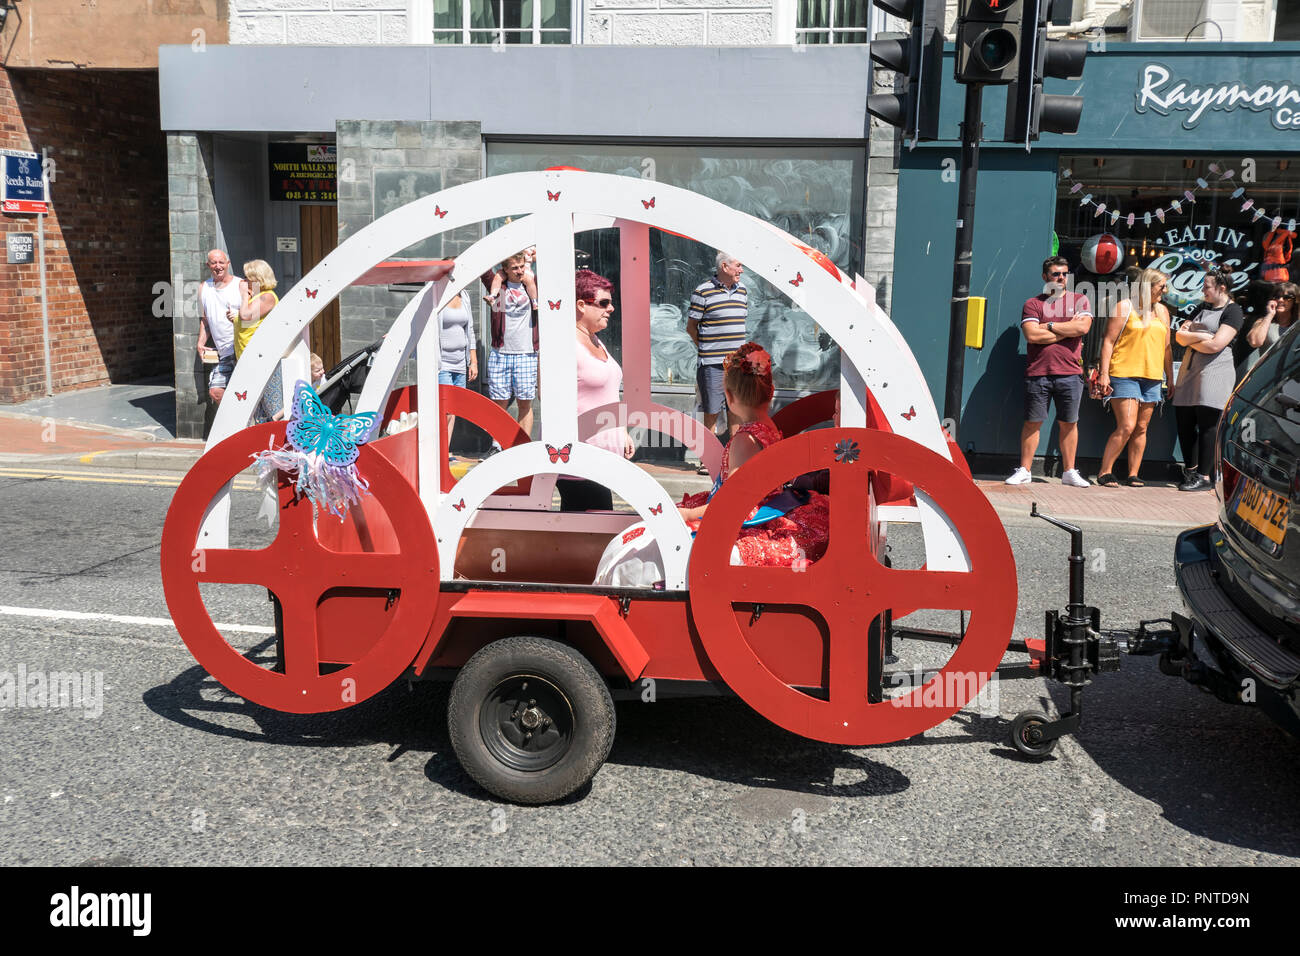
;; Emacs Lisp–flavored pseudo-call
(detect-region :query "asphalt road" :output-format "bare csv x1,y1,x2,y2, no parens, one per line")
2,465,1299,866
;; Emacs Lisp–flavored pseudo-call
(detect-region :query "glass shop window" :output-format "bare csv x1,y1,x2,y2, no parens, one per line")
1054,154,1300,365
487,143,864,395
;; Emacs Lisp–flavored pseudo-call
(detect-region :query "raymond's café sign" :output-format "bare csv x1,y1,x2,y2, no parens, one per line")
1136,62,1300,130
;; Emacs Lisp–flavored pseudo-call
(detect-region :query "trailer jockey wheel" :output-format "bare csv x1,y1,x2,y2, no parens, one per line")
1010,710,1057,758
448,636,616,805
689,428,1017,746
161,423,440,714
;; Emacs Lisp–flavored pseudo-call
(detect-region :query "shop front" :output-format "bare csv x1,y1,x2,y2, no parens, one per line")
893,42,1300,474
158,44,875,441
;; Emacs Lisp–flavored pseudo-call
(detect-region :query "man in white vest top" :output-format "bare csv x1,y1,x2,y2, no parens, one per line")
197,249,242,402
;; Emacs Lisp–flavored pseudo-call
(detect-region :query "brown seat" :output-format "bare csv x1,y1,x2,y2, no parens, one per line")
454,525,625,584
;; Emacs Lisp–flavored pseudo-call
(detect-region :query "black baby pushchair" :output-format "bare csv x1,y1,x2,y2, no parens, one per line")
318,340,384,414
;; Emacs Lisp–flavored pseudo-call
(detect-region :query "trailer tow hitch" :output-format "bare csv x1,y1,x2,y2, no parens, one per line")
1010,504,1125,758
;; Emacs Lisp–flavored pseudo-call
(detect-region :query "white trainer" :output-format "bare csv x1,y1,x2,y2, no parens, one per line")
1005,467,1032,485
1061,468,1090,488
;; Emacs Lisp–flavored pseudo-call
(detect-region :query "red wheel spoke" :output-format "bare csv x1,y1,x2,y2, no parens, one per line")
277,592,322,684
821,592,890,705
277,493,317,537
193,548,283,587
315,551,410,589
827,624,872,705
826,461,872,556
719,563,820,605
881,567,985,612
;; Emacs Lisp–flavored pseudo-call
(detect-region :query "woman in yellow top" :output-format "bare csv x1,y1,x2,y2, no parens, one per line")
1095,267,1174,487
233,259,283,423
233,259,279,358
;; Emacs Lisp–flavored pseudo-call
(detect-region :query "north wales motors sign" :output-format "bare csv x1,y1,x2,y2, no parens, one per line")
1,149,48,214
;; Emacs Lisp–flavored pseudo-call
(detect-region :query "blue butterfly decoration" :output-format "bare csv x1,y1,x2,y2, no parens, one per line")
285,381,378,466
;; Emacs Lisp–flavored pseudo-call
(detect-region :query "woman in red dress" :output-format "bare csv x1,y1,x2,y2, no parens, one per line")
594,343,828,586
679,343,830,567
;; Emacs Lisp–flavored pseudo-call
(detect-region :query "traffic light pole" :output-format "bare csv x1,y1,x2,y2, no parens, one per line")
943,83,985,437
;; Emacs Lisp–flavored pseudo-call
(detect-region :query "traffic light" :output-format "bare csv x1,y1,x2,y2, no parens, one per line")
866,0,945,145
955,0,1023,85
1004,0,1088,141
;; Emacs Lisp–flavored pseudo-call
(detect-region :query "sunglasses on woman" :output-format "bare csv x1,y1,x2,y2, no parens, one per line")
584,297,613,308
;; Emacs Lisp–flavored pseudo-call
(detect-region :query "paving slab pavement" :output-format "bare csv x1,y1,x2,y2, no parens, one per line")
0,390,1220,528
979,476,1219,528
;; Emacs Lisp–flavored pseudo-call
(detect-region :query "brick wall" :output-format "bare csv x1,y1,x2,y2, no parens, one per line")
0,68,170,405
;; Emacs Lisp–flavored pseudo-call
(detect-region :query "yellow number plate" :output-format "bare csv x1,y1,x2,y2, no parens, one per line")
1234,477,1289,547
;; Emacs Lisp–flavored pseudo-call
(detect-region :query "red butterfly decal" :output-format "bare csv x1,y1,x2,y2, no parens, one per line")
548,300,562,310
305,288,318,299
642,197,656,209
547,190,561,202
901,406,917,421
622,527,646,545
434,205,448,219
649,503,663,515
452,498,466,512
546,443,572,464
789,273,804,287
234,391,247,401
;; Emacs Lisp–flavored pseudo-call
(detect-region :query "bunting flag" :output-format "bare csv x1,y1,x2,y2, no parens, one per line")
1058,164,1298,235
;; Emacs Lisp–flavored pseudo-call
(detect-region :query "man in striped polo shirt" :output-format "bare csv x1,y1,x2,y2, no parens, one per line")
688,252,748,465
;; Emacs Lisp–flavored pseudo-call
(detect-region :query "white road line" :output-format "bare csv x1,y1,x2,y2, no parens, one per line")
0,605,275,635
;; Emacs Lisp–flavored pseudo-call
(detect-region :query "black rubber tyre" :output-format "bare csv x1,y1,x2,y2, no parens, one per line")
448,636,615,805
1010,710,1058,758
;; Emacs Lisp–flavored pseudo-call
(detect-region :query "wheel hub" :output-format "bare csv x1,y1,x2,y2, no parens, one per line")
483,675,573,772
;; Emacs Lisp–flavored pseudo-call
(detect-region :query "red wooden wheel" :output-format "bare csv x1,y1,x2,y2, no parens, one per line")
772,389,914,506
160,423,440,714
382,385,531,493
771,388,839,437
687,427,1016,745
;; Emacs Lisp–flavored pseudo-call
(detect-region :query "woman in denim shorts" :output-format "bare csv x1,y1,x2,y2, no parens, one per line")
438,292,477,455
1096,268,1173,487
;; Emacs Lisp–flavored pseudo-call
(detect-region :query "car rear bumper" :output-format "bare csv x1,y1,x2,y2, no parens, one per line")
1175,525,1300,690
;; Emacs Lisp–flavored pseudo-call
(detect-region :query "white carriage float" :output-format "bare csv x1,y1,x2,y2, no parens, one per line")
159,169,1096,805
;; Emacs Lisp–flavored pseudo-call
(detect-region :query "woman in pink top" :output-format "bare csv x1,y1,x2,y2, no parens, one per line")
559,270,634,511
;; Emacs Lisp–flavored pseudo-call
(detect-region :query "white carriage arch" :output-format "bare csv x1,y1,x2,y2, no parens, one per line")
199,169,968,585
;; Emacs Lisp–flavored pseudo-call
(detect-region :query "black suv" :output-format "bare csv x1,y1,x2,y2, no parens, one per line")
1169,321,1300,734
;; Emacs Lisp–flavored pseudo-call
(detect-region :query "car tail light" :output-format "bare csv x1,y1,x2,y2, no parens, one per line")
1219,452,1240,506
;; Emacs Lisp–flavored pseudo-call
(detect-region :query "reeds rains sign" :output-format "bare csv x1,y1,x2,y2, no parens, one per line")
1,149,47,214
1136,63,1300,131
